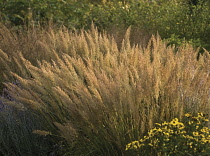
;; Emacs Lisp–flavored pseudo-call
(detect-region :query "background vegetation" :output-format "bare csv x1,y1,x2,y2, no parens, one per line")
0,0,210,50
0,0,209,155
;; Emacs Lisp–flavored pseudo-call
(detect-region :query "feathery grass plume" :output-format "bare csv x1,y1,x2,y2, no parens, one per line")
0,23,149,93
32,130,52,136
1,26,209,155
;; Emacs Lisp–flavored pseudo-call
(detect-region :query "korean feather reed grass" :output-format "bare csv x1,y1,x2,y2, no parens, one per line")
0,25,209,155
0,23,150,92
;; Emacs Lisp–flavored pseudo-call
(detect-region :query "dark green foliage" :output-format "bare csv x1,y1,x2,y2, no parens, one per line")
0,105,54,155
0,0,210,50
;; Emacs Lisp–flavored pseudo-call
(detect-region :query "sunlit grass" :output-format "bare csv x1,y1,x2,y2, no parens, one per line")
0,24,209,155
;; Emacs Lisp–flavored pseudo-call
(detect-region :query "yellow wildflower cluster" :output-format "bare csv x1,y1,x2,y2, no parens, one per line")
126,113,210,155
125,140,144,150
187,113,209,125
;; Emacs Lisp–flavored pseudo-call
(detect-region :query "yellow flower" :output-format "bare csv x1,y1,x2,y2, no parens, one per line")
126,112,209,152
200,127,210,133
164,138,170,141
169,129,174,133
189,121,194,125
184,135,194,140
180,130,186,134
143,136,149,140
163,132,170,136
125,143,131,150
155,123,161,126
162,121,168,126
169,118,179,125
139,139,144,142
185,113,192,117
187,142,193,146
193,132,199,136
133,145,138,149
177,123,185,129
126,140,144,150
198,113,204,117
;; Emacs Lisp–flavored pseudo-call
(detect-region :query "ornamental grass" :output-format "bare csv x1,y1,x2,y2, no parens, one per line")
0,24,209,155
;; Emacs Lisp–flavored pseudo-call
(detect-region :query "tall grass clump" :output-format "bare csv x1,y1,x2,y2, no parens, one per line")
0,84,54,155
0,102,54,155
0,23,150,93
0,26,209,155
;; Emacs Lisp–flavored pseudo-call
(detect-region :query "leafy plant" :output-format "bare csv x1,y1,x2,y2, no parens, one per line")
1,0,210,51
126,113,210,156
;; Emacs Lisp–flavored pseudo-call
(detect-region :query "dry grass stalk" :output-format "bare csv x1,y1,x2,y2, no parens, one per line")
0,25,209,154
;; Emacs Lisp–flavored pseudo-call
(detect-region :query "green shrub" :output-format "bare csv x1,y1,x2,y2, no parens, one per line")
126,113,210,156
163,34,205,52
1,0,210,50
0,0,93,28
